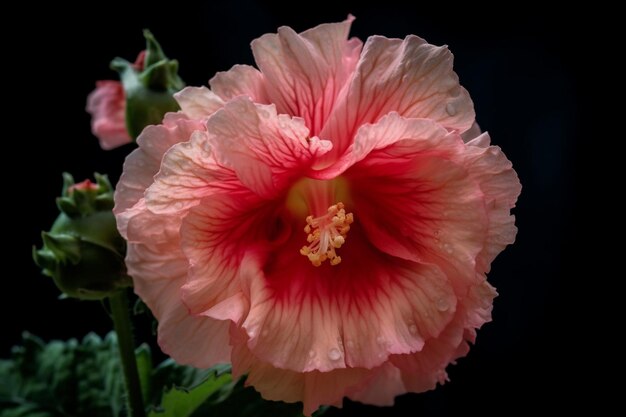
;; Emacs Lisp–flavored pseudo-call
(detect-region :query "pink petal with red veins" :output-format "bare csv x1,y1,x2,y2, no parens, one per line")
347,363,406,406
126,241,231,367
318,35,474,164
174,86,225,119
240,226,457,371
207,97,332,198
462,135,521,272
124,201,182,245
230,328,371,416
145,130,240,215
210,64,270,103
390,316,466,392
251,17,362,136
344,114,488,291
391,277,497,394
464,277,498,329
179,191,279,317
114,113,205,237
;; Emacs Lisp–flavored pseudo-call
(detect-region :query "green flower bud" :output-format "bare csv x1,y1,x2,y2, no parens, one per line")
111,30,185,139
33,173,131,300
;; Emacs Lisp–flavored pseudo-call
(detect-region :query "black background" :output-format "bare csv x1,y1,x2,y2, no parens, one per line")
5,1,589,415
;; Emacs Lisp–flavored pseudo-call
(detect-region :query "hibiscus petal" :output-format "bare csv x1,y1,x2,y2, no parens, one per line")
391,276,497,393
464,277,498,329
344,115,488,291
462,136,521,272
123,199,182,245
241,230,457,372
230,328,371,416
114,113,204,236
126,241,231,367
145,130,239,215
462,122,482,143
390,316,466,392
206,97,332,198
251,17,361,135
210,64,269,103
319,34,474,163
346,363,405,406
179,191,276,317
174,86,225,119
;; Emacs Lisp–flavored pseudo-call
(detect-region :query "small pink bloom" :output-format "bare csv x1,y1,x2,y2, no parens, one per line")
115,18,520,415
68,179,99,193
86,52,145,150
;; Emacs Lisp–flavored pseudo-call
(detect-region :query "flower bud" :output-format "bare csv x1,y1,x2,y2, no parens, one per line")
33,174,131,300
111,30,185,139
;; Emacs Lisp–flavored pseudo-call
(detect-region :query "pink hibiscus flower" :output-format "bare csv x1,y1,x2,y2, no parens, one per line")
86,52,145,150
114,18,520,415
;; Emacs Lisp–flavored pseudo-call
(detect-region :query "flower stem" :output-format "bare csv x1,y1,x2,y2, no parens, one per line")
110,290,146,417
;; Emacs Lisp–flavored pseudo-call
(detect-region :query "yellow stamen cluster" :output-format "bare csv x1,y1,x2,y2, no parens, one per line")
300,202,353,267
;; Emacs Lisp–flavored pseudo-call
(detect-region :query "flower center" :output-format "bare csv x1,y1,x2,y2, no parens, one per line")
300,202,353,267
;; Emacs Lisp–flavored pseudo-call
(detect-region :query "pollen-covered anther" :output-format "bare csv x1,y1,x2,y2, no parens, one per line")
300,202,353,267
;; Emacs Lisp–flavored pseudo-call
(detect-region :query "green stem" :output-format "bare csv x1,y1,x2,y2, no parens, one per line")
110,290,146,417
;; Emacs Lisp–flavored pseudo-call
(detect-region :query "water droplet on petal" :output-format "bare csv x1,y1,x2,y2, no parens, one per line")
308,349,316,358
446,102,457,116
328,348,341,361
346,340,354,348
409,324,418,335
443,243,453,254
436,298,450,311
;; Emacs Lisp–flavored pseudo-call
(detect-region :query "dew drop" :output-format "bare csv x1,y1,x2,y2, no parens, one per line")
346,340,354,349
259,109,270,119
308,349,316,358
434,229,440,237
436,298,450,311
328,348,342,361
443,243,453,254
446,102,457,116
408,324,418,335
376,336,386,345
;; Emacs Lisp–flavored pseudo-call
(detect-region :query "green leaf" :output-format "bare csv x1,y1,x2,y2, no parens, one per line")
148,368,231,417
0,332,123,417
0,333,328,417
190,376,329,417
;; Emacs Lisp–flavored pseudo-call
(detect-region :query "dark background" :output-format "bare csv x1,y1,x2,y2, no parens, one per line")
6,1,589,415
